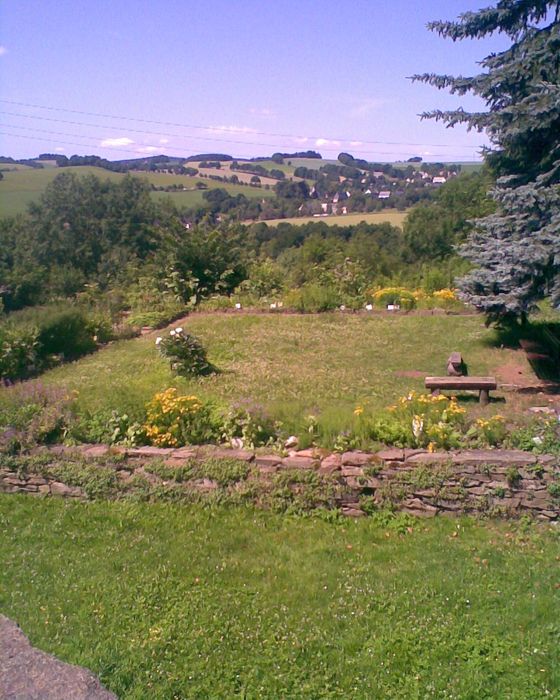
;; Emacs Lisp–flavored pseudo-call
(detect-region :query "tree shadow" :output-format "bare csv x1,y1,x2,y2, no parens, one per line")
453,394,506,405
484,320,560,383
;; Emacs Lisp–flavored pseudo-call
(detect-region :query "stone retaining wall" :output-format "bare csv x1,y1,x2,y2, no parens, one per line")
1,444,559,520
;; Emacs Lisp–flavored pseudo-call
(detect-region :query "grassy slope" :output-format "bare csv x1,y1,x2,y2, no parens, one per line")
31,313,523,437
1,497,558,699
261,210,409,228
0,166,274,217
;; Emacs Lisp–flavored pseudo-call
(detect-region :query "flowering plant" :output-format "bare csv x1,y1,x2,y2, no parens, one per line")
372,391,466,448
155,327,214,377
144,388,218,447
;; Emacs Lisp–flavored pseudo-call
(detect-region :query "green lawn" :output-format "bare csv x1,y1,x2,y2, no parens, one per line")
27,313,519,439
1,496,558,699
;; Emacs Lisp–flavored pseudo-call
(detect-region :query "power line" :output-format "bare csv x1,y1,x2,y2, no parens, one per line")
1,125,481,160
0,97,484,151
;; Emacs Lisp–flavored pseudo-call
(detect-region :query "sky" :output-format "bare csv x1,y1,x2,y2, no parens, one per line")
0,0,510,163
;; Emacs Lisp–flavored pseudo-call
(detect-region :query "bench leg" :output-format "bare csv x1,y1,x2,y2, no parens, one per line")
479,389,489,405
431,389,440,397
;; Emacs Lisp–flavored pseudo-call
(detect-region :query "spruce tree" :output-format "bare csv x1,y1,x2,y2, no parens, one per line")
414,1,560,323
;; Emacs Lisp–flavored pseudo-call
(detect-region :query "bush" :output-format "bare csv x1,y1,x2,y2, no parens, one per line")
0,382,75,449
0,325,40,381
144,388,219,447
156,327,214,377
0,304,110,381
284,283,340,313
35,308,97,359
370,287,416,311
220,400,279,448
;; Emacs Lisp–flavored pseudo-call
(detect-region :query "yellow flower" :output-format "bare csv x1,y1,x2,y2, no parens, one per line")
354,405,364,416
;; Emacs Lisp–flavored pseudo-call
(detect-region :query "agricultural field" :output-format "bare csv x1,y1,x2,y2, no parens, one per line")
27,312,539,443
0,165,274,217
1,497,558,698
261,210,410,228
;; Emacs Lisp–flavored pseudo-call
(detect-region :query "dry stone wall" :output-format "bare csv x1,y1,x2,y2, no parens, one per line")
1,444,559,521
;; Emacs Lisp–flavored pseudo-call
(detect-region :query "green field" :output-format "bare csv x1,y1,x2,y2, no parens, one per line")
0,166,274,217
259,210,410,228
20,312,525,441
1,496,558,698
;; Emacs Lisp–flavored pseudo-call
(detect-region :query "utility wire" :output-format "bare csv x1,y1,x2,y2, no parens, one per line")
0,97,483,151
1,125,481,160
1,110,482,154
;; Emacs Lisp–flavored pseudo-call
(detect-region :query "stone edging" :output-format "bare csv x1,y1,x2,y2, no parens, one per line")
1,444,559,520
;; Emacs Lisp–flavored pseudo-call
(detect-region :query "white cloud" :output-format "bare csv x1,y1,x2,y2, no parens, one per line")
350,140,363,147
55,147,65,152
315,138,341,148
0,46,7,57
136,146,160,154
159,138,169,144
100,137,134,147
293,137,309,145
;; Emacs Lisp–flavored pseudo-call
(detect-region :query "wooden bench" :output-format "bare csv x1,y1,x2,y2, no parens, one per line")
425,376,497,405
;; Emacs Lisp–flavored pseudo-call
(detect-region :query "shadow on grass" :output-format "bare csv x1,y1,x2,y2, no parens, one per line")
484,320,560,384
453,394,506,405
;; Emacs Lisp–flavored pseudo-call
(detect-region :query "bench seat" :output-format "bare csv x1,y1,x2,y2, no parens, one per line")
425,376,497,405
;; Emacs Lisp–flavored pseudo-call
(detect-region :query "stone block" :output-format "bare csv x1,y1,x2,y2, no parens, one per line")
203,447,255,462
402,498,438,517
82,445,111,458
172,448,198,459
255,454,282,468
50,482,84,498
2,477,27,486
341,507,365,518
127,446,176,458
376,448,405,462
406,452,451,464
452,449,537,466
341,466,364,477
281,456,318,470
319,454,342,474
341,451,376,466
27,476,48,486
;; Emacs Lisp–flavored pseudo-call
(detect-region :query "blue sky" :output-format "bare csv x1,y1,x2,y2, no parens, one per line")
0,0,509,162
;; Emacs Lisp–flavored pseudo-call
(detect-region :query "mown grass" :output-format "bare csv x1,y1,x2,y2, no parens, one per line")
0,496,558,699
15,312,526,440
261,210,410,228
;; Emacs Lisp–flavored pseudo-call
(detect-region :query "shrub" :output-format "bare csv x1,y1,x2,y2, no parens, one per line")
284,283,340,313
370,287,416,311
220,400,279,448
0,325,40,381
156,327,214,377
144,388,218,447
366,391,466,449
466,415,508,447
0,382,75,448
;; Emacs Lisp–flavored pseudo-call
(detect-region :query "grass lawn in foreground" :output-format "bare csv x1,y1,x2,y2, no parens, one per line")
29,312,525,440
0,497,558,699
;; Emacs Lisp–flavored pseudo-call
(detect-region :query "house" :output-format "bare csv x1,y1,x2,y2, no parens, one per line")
433,176,447,184
378,190,391,199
